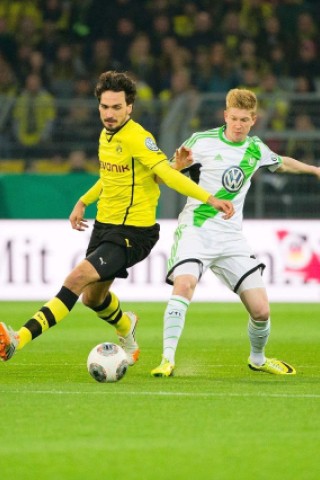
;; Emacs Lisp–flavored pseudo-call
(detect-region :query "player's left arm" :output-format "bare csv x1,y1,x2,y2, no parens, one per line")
277,156,320,179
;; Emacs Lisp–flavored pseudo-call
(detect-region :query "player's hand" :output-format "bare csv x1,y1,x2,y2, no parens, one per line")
171,146,193,171
69,200,89,231
207,196,235,220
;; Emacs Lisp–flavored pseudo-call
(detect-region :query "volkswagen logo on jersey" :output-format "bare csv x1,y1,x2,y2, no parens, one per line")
145,137,159,151
222,166,245,192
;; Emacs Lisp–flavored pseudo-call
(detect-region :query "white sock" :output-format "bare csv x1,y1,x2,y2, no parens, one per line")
163,295,189,364
248,317,271,366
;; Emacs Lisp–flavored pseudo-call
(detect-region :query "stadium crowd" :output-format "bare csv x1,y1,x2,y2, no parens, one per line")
0,0,320,172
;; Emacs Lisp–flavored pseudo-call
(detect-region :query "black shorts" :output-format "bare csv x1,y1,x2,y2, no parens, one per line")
86,221,160,279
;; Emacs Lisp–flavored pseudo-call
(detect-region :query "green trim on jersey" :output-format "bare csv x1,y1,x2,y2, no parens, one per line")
167,224,186,270
193,138,262,227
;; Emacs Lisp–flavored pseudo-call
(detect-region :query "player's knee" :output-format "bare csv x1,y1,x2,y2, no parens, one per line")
174,275,197,298
251,304,270,322
65,263,96,292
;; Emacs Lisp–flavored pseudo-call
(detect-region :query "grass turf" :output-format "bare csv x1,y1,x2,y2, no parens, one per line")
0,301,319,480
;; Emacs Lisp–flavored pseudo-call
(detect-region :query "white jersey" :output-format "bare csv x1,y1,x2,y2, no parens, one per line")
178,126,282,232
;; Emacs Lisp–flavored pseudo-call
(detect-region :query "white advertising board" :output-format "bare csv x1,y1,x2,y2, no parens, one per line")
0,219,320,302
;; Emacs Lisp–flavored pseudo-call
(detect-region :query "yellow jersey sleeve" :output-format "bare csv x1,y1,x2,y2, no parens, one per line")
128,129,167,168
80,179,102,206
153,161,210,204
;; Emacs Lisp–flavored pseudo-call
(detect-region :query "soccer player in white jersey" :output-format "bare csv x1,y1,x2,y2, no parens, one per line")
151,87,320,377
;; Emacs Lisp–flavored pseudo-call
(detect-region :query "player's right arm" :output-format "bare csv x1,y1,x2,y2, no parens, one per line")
69,179,102,231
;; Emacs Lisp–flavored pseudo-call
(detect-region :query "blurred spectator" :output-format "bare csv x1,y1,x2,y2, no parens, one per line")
48,42,86,98
240,0,275,38
257,72,289,132
41,0,71,32
0,58,17,157
26,50,51,90
149,13,173,56
192,47,212,93
68,149,88,173
206,42,241,93
39,18,62,63
255,71,289,154
173,1,198,40
220,10,246,60
0,1,42,33
286,75,320,128
286,113,320,165
257,15,289,61
15,14,42,48
239,67,261,93
15,44,34,87
112,17,136,61
86,0,142,39
184,10,220,52
124,33,157,93
0,16,17,67
295,11,318,44
29,151,68,173
159,68,199,157
237,37,268,76
267,43,290,81
12,73,56,170
54,75,99,156
275,0,307,33
85,38,122,79
290,39,320,81
155,35,181,95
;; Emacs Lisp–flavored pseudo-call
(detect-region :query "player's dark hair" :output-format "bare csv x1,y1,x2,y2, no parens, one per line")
95,71,137,105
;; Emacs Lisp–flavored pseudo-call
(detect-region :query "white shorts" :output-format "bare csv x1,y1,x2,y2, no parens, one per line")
166,225,265,293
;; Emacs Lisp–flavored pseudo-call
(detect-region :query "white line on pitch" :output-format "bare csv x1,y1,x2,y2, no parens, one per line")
0,390,319,399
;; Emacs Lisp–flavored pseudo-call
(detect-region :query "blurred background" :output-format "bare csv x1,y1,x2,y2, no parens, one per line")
0,0,320,220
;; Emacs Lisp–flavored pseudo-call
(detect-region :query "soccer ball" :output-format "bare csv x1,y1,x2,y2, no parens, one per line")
87,342,129,383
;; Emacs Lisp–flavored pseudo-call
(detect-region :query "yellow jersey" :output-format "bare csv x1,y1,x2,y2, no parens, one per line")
81,119,212,227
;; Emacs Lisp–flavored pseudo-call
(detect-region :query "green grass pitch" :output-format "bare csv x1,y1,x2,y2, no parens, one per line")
0,301,319,480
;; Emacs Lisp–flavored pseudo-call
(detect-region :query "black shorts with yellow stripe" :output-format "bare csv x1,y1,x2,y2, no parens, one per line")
85,220,160,280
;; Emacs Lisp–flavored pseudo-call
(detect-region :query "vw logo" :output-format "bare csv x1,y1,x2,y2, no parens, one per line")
222,166,245,192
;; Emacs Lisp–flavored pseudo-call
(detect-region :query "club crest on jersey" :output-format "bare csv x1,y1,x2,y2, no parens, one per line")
145,137,159,151
222,166,245,192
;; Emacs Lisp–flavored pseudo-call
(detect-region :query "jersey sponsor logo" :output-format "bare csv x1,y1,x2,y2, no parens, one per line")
222,166,245,192
145,137,159,151
100,161,130,172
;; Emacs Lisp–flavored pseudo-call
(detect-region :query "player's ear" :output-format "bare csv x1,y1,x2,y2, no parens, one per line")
223,109,228,123
251,113,257,125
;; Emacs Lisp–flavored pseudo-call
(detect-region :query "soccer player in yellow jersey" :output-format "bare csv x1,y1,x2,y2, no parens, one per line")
0,71,234,365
